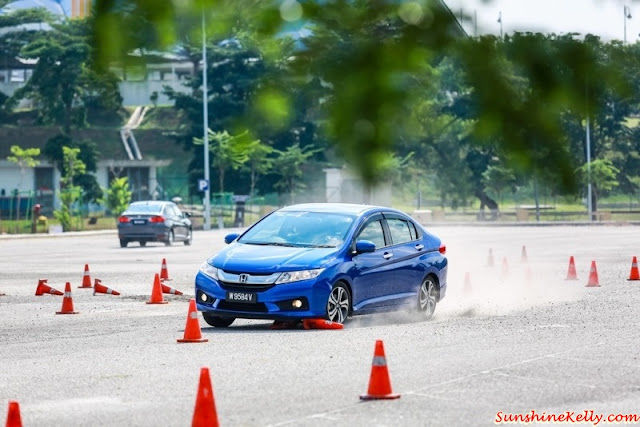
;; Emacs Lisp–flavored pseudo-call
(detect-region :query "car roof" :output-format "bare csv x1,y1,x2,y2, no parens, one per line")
278,203,403,217
129,201,173,207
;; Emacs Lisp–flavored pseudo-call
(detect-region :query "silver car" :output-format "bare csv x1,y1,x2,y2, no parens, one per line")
117,201,192,247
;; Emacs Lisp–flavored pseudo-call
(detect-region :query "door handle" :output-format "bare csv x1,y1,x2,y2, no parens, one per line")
383,252,393,259
415,244,424,251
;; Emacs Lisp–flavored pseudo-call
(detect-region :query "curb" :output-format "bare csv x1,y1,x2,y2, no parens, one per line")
0,229,117,240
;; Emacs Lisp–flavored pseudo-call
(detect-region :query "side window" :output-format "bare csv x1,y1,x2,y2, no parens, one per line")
356,219,386,248
409,221,420,240
387,218,413,245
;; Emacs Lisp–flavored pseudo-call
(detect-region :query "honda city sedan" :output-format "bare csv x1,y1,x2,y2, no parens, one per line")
195,203,447,327
117,201,192,247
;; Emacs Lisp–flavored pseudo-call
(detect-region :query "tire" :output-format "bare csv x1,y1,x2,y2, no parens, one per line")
202,313,235,328
417,276,438,320
140,241,147,247
184,228,193,246
326,282,351,323
164,230,174,246
119,239,128,248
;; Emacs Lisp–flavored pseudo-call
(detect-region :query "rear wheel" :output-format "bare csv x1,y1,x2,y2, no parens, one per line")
417,276,438,320
202,313,235,328
164,230,174,246
326,282,351,323
119,239,128,248
184,228,193,246
140,241,147,247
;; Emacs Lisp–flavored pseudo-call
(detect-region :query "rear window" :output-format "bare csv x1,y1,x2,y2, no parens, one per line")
126,204,164,214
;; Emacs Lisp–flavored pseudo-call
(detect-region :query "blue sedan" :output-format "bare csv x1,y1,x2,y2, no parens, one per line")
195,203,447,327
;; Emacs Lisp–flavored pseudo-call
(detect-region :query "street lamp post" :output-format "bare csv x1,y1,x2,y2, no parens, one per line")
497,11,503,38
202,11,211,230
624,5,632,43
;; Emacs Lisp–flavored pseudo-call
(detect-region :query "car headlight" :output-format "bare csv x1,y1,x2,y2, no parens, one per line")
199,261,219,280
276,268,324,284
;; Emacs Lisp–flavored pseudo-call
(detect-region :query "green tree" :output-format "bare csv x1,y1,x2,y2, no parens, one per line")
193,129,253,194
54,146,86,232
245,139,275,197
576,159,620,213
482,162,517,209
6,145,40,229
273,144,322,204
101,177,132,221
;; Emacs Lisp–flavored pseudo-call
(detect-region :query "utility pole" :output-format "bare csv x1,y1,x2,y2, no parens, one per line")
497,11,503,38
202,11,211,230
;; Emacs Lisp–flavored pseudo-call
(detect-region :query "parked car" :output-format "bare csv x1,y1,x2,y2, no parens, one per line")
195,203,447,327
117,201,192,248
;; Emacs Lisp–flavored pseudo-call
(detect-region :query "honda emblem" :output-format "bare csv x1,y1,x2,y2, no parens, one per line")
239,274,249,284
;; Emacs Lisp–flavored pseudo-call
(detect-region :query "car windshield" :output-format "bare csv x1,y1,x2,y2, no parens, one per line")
125,204,163,214
239,211,355,248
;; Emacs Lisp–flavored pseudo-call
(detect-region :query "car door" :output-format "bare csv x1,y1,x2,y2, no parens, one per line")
350,214,396,311
383,214,425,298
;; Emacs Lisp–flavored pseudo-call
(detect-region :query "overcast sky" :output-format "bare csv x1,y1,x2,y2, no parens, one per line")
445,0,640,43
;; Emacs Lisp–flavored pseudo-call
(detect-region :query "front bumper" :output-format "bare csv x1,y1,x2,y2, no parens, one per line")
195,272,331,320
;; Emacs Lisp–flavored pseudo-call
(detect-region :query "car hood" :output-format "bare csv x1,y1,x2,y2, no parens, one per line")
210,243,339,274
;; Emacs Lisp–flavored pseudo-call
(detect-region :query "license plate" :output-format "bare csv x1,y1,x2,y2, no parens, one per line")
226,291,257,303
132,220,146,225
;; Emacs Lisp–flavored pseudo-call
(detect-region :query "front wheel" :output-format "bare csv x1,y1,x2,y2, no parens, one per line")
202,313,235,328
164,230,174,246
184,228,193,246
417,276,438,320
326,282,351,323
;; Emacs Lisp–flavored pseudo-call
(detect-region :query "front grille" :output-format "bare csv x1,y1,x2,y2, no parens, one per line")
218,281,275,292
217,301,268,313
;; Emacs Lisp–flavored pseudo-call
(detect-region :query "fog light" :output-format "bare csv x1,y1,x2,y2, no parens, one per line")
292,299,302,308
200,292,208,302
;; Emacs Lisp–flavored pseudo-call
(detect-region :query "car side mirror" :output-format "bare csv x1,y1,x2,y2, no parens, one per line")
224,233,240,244
355,240,376,254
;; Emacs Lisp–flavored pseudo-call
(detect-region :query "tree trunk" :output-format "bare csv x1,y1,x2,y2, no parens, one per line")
475,189,499,220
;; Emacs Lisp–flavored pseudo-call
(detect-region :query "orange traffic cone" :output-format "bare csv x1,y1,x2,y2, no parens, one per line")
360,340,401,400
565,256,578,280
302,319,344,330
487,249,494,267
5,401,23,427
160,258,170,281
78,264,92,288
56,282,79,314
500,257,509,280
586,260,600,287
270,320,300,330
628,256,640,281
161,282,183,295
35,279,63,296
147,274,168,304
93,279,120,296
192,367,219,427
521,245,528,263
463,272,472,296
178,299,208,343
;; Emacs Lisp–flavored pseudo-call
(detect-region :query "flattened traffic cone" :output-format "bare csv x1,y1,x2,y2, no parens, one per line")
160,258,170,281
360,340,401,400
56,282,79,314
565,256,578,280
78,264,92,288
93,278,120,296
521,245,528,263
161,282,183,295
586,260,600,287
487,248,494,267
35,279,63,296
463,272,472,295
192,367,219,427
178,299,208,343
628,256,640,281
302,319,344,330
5,400,23,427
146,274,168,304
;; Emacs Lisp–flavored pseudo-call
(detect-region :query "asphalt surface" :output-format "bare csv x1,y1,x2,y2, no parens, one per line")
2,225,640,426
